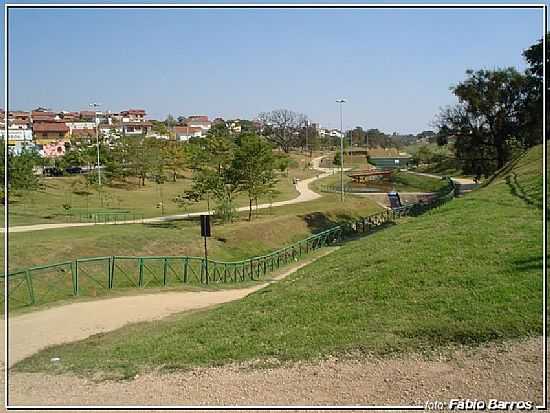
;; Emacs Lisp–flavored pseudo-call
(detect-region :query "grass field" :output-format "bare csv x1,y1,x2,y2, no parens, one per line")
14,145,543,378
9,193,380,271
312,170,448,194
6,152,318,227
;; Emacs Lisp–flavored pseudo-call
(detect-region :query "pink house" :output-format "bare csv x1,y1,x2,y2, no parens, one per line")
41,140,66,158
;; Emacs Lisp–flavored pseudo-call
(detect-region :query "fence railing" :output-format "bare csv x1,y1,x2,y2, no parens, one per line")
2,179,455,310
58,211,145,224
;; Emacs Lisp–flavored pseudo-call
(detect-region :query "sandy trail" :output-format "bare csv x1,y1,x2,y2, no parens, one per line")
6,156,341,234
7,337,543,407
4,248,337,368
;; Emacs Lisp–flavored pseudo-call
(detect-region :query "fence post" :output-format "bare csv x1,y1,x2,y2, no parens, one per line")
25,270,35,305
183,257,188,283
71,261,77,296
110,257,115,289
163,258,168,286
139,258,144,287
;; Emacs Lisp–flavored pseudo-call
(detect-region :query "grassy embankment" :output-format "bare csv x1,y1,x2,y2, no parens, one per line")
6,152,317,227
14,145,543,378
312,170,448,193
7,193,381,312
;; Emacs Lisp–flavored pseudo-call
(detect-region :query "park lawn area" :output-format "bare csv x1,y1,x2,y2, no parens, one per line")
6,151,320,227
312,169,448,193
14,145,543,379
390,172,449,193
9,193,381,271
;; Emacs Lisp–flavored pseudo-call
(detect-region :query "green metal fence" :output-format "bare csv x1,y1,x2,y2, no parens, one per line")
1,179,455,310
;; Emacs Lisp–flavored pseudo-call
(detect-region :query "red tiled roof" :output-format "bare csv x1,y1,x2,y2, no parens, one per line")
187,115,209,122
32,111,55,118
79,111,96,117
174,126,202,134
33,122,69,133
122,109,146,115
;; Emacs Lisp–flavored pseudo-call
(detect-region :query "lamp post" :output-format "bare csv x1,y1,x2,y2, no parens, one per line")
89,102,102,186
336,99,346,202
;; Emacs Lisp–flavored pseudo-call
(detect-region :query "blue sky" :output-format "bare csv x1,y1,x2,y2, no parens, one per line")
3,4,545,134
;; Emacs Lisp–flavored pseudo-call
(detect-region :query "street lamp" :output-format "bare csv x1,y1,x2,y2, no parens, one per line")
89,102,102,186
336,98,346,202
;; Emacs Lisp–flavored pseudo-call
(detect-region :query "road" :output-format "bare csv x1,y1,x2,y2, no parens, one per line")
5,156,344,234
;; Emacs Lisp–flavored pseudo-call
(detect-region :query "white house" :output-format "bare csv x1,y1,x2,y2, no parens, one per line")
175,126,203,142
186,115,211,131
66,122,97,134
1,129,34,154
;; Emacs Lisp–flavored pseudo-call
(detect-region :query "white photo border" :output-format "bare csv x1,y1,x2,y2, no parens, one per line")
3,2,547,410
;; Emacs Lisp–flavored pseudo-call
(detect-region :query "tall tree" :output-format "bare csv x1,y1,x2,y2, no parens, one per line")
232,134,277,220
436,68,530,175
521,33,548,144
257,109,307,153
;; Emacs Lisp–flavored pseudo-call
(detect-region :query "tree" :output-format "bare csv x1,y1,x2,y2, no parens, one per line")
521,33,548,144
257,109,307,153
436,68,531,175
0,144,40,201
350,127,366,146
333,151,342,167
232,134,277,220
161,141,187,182
184,133,239,222
164,114,177,128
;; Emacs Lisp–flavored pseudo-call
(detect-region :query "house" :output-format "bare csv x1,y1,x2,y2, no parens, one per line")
33,121,70,145
122,121,152,136
1,129,34,154
121,109,146,123
174,126,203,141
9,119,30,129
40,140,67,158
59,111,80,122
31,111,57,122
70,128,96,145
79,111,97,122
66,121,97,134
228,120,241,134
9,111,31,123
186,115,211,131
99,123,122,139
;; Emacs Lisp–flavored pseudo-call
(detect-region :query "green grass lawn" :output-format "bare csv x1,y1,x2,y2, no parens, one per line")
312,170,448,194
13,145,543,378
6,152,319,227
7,193,382,313
390,172,448,193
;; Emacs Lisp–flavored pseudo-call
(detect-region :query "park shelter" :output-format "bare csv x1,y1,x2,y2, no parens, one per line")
368,155,412,170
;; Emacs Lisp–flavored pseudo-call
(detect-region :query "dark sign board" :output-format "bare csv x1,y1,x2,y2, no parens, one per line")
388,192,402,209
200,215,211,237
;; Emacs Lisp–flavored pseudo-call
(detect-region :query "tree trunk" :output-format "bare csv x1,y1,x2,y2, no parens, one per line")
248,198,252,221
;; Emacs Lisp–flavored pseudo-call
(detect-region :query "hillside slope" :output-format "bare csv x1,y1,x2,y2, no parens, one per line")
16,145,544,378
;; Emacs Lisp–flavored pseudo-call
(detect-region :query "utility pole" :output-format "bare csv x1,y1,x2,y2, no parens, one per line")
336,99,346,202
89,102,102,186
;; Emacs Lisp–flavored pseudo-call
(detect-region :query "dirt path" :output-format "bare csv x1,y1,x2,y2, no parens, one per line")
3,249,337,368
6,156,341,234
7,337,543,407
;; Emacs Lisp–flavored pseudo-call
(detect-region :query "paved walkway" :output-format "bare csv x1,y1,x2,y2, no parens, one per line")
6,156,344,234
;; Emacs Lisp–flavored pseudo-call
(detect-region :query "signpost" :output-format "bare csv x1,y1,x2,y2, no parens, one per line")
200,215,211,284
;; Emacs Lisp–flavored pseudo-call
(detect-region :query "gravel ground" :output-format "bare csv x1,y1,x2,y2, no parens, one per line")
5,337,544,409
